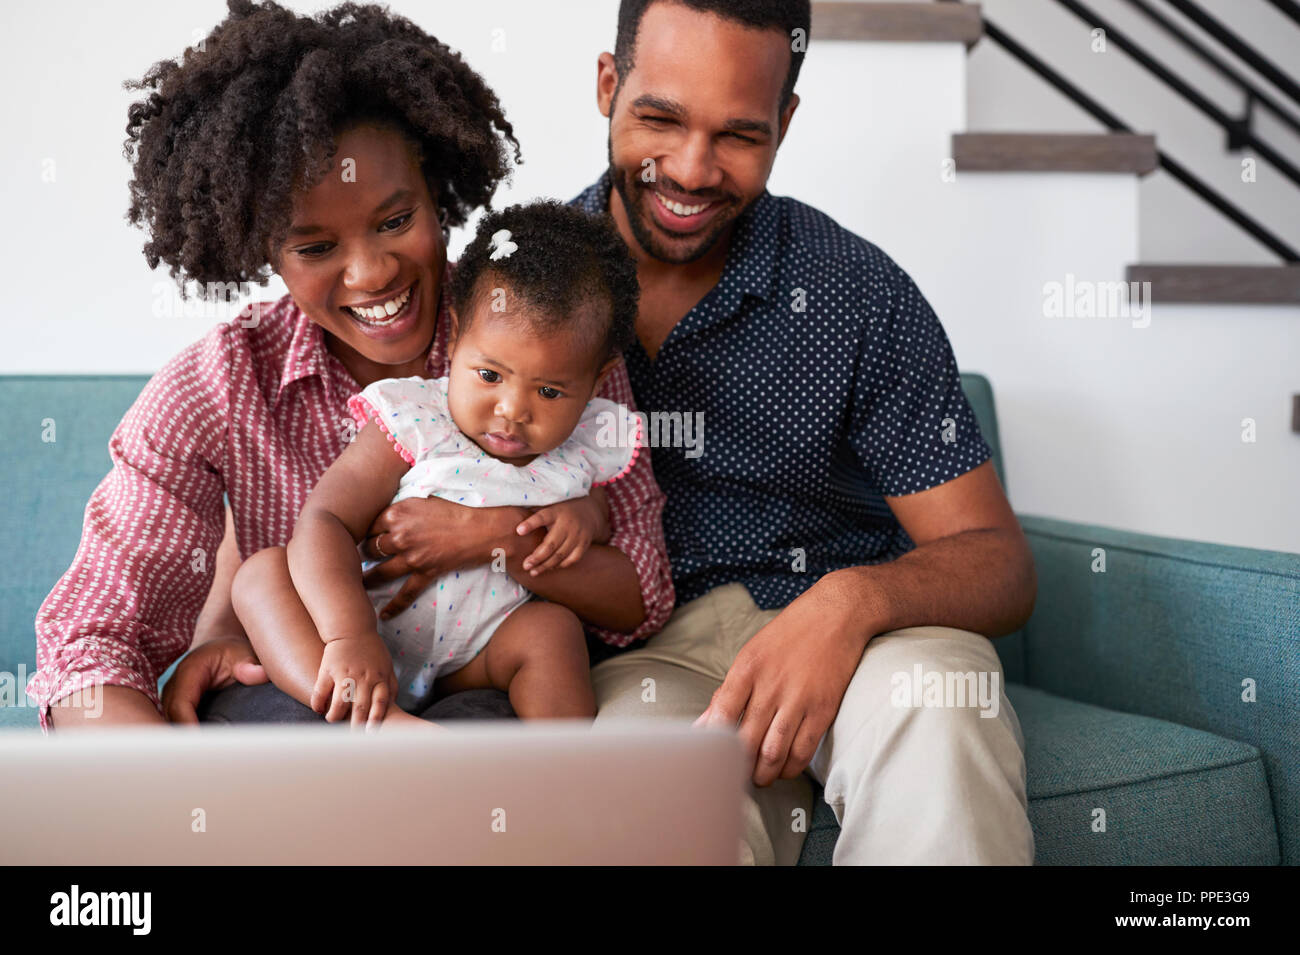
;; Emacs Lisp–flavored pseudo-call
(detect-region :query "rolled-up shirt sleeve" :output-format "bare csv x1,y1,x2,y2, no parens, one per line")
28,325,232,731
587,361,675,647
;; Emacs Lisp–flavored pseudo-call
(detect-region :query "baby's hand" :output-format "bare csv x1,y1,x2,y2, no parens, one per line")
312,634,398,730
515,489,610,576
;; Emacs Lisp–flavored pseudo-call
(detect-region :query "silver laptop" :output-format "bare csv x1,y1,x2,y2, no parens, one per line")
0,721,745,865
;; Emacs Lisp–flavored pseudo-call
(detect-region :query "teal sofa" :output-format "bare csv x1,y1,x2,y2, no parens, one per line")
2,373,1295,866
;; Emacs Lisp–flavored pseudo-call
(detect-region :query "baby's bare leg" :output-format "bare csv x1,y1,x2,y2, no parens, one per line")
232,546,423,727
230,545,327,709
434,602,595,719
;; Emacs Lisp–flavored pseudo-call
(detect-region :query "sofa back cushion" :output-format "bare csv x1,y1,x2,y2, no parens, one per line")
0,375,150,683
959,373,1027,683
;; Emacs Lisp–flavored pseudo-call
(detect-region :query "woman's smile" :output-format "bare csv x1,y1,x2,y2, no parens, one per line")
340,280,422,342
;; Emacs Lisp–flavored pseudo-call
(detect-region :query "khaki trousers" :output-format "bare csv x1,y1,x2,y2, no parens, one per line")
591,582,1034,865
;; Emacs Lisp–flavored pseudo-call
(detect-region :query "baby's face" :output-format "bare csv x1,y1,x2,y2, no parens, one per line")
446,306,610,465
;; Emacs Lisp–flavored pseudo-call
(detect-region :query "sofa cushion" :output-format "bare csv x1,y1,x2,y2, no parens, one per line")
797,683,1279,865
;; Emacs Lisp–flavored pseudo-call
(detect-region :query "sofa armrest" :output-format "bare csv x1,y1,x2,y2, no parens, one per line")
1017,512,1300,707
1016,512,1300,863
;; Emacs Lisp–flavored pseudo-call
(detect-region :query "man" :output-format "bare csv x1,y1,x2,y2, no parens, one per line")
572,0,1037,865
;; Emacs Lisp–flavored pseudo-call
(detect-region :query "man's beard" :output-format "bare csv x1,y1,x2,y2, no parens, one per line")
606,137,742,265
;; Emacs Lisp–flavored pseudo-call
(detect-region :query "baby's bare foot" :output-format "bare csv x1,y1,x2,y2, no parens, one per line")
381,707,447,731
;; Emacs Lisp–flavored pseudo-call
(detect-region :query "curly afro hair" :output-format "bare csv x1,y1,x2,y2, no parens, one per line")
124,0,522,295
449,200,639,368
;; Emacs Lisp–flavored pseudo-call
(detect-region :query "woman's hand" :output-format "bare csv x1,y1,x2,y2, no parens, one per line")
513,487,612,576
162,634,269,725
311,634,397,730
361,497,526,619
161,505,267,726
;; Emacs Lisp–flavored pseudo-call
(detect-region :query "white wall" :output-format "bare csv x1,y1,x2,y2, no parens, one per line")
2,0,1296,553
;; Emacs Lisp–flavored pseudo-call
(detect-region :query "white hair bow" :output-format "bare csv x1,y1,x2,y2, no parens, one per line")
489,229,518,260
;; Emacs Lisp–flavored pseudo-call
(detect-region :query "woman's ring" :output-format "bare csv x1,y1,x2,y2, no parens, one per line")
373,534,389,558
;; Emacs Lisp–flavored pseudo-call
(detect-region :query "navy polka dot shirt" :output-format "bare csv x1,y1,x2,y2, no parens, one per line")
572,172,992,610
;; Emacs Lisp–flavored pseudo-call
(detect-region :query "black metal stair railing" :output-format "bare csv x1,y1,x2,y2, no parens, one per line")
1045,0,1300,184
1264,0,1300,28
938,0,1299,262
1163,0,1300,106
1124,0,1300,142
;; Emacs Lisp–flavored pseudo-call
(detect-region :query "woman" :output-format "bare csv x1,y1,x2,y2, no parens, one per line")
28,0,673,730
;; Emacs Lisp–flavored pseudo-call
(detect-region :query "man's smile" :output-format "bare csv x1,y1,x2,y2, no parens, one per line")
646,186,728,235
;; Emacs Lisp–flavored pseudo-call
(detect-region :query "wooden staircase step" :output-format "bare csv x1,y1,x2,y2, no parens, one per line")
953,132,1159,174
812,1,983,47
1126,264,1300,304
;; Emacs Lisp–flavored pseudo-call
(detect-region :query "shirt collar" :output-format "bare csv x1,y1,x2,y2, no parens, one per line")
276,302,329,408
274,261,454,409
574,168,780,305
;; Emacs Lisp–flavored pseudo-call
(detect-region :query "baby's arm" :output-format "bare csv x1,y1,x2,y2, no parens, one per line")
286,421,411,725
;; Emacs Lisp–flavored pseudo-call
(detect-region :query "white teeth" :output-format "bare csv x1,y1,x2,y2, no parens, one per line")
348,286,412,323
654,192,711,217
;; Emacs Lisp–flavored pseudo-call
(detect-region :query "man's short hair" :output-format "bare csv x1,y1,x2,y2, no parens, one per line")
614,0,811,111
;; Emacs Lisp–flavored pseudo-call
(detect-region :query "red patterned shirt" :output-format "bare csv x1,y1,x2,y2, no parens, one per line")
29,277,674,731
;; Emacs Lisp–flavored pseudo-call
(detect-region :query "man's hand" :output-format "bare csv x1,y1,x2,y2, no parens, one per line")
362,497,526,619
513,487,611,576
162,634,269,725
694,574,869,786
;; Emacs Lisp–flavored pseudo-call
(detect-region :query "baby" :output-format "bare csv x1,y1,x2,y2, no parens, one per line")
231,200,642,729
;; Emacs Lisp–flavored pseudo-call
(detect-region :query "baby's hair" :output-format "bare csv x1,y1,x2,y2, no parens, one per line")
449,201,639,368
123,0,521,295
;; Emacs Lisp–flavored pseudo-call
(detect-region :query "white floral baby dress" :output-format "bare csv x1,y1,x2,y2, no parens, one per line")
345,375,642,712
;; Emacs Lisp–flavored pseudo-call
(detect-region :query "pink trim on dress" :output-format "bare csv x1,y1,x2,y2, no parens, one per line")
346,393,417,466
594,409,643,488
